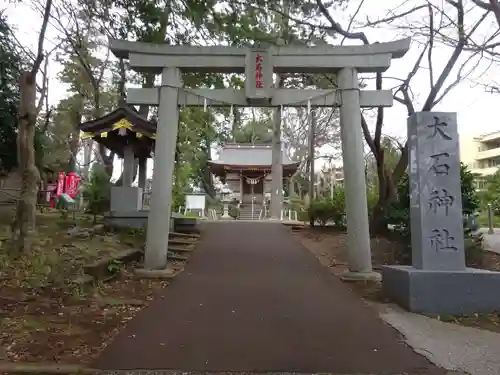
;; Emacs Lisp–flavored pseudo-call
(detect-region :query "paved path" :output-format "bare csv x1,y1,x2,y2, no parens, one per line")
94,222,444,374
478,228,500,254
380,305,500,375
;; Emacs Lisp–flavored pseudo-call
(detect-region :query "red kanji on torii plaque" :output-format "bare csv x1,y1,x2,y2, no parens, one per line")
255,54,264,88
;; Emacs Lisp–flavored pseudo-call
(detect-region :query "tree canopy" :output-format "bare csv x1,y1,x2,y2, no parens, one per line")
0,12,23,174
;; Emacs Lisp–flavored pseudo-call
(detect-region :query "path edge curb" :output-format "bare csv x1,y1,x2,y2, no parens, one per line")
0,363,98,374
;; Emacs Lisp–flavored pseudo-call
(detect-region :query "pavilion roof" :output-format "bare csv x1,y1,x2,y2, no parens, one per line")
209,144,298,167
77,105,156,158
78,105,156,137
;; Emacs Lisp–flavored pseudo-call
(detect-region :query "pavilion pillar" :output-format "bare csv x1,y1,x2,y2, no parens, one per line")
138,156,147,189
144,67,182,270
338,67,379,281
270,104,283,219
123,144,135,187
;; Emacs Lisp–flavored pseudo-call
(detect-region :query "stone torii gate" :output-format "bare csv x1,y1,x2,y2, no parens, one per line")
109,38,411,278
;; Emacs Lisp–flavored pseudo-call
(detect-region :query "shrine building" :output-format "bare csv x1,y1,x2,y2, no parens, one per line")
208,144,300,204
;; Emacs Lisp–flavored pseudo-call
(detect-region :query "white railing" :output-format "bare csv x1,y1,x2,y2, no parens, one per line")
208,208,218,220
281,208,298,221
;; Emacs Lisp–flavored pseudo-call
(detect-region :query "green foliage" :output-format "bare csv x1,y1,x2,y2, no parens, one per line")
107,259,123,274
83,164,111,221
171,163,191,211
366,187,379,212
386,163,480,231
229,204,240,219
0,12,24,173
480,169,500,214
233,117,273,144
307,187,346,227
461,165,481,215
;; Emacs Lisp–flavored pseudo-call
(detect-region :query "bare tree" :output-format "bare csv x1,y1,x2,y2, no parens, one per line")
472,0,500,27
262,0,492,233
11,0,53,252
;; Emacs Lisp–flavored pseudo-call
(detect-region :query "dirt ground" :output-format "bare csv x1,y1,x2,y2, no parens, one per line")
0,209,170,365
294,226,500,334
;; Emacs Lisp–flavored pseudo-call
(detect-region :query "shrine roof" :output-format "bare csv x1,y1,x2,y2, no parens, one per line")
78,105,156,133
209,144,298,167
77,105,156,158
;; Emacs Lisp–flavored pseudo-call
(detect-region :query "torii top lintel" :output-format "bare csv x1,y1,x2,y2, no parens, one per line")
109,38,411,75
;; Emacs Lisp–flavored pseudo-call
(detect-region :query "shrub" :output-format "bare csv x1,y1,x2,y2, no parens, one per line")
308,199,334,226
229,204,240,219
384,163,482,264
385,163,480,231
83,164,111,223
307,187,346,227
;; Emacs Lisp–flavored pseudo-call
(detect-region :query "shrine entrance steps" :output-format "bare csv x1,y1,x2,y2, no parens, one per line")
238,203,262,220
93,222,444,374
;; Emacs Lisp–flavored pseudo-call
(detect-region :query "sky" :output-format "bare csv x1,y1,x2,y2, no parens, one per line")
2,0,500,179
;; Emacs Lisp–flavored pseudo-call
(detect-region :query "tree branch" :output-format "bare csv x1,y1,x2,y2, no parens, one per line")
31,0,52,76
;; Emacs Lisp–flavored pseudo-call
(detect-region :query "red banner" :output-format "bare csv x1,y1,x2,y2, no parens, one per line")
64,172,80,198
56,172,65,197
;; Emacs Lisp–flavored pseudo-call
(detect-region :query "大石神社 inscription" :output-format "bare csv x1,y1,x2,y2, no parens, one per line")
409,112,464,271
382,112,500,315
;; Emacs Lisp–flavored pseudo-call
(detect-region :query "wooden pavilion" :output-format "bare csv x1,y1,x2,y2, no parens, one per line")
78,105,156,189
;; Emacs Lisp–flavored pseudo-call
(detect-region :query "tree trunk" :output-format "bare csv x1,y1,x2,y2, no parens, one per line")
12,71,41,252
369,149,398,236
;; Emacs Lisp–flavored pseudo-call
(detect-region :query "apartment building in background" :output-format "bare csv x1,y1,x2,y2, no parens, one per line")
460,131,500,189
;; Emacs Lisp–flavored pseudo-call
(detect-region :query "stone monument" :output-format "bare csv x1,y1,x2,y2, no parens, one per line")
381,112,500,314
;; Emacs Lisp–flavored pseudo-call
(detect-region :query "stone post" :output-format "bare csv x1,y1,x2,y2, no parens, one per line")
122,145,134,187
381,112,500,314
144,67,182,270
138,156,147,189
487,203,494,234
338,67,379,281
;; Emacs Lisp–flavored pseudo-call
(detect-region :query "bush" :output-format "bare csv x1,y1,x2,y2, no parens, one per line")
386,163,480,232
307,187,346,227
83,164,110,223
308,199,334,226
384,163,482,265
229,204,240,219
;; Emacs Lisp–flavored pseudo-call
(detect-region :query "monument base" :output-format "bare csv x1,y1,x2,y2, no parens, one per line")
381,265,500,315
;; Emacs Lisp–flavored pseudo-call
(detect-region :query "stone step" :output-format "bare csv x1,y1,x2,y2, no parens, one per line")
169,238,196,246
168,245,194,253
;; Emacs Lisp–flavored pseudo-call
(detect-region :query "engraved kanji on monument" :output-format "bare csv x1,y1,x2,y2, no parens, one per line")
408,112,465,271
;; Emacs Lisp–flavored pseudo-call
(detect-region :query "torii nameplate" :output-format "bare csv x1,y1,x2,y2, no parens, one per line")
245,48,273,102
